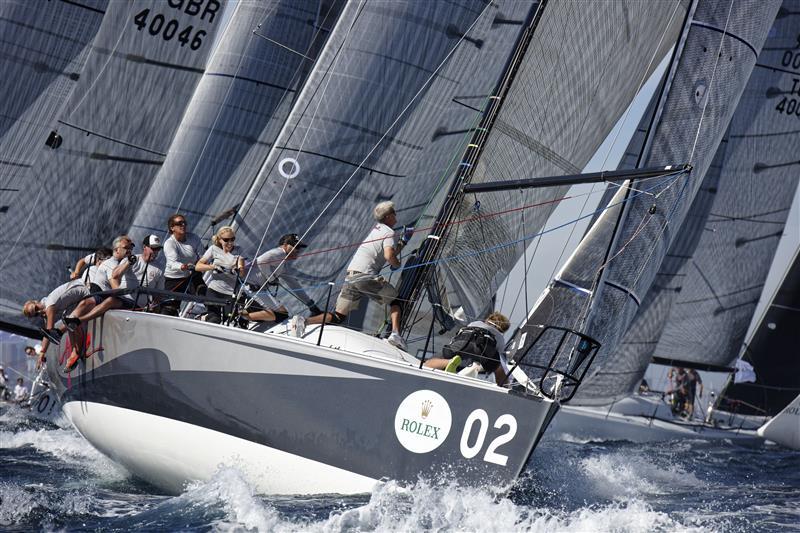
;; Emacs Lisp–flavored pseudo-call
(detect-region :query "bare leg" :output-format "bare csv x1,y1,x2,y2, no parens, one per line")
389,304,401,333
242,309,276,322
423,358,449,370
306,311,341,325
75,297,121,323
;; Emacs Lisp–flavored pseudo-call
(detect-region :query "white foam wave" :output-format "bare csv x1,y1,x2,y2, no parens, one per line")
172,470,705,533
580,451,703,499
179,466,282,531
0,427,127,480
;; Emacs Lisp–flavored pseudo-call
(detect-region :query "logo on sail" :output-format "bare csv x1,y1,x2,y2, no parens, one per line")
394,390,452,454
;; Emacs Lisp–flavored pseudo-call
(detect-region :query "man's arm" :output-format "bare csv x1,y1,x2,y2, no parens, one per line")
111,260,131,288
70,257,87,280
384,245,400,269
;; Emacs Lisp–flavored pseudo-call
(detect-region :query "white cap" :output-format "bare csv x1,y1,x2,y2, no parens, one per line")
144,234,163,249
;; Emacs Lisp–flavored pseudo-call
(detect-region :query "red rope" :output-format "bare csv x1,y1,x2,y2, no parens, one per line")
254,194,572,267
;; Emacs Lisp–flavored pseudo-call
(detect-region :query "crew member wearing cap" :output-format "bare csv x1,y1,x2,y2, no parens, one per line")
162,213,206,315
242,233,322,324
62,235,165,362
300,201,413,350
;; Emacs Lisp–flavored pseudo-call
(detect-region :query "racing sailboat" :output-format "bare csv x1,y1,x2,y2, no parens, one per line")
37,0,691,495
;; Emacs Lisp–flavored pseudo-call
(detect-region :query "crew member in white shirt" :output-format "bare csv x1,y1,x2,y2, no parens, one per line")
69,247,113,291
241,233,322,324
195,225,245,324
162,213,205,315
64,235,164,327
301,201,412,350
13,377,28,404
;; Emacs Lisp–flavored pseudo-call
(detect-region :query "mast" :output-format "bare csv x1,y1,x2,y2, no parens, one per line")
579,0,697,337
397,0,548,333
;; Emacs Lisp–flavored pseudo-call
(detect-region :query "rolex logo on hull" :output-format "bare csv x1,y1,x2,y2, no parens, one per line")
394,390,452,454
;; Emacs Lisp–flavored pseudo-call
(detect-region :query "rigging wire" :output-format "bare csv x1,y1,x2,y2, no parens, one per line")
503,0,685,325
239,1,498,309
256,171,687,305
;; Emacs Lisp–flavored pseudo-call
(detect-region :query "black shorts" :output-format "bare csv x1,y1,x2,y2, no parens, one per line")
118,297,136,310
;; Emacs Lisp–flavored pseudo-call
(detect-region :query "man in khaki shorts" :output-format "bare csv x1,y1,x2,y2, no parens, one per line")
300,201,412,350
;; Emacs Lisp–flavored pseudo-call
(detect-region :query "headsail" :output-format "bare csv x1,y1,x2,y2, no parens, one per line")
432,0,687,323
1,0,226,330
508,0,783,405
0,0,106,189
128,0,339,243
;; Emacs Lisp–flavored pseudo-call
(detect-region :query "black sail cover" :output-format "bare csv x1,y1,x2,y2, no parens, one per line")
717,249,800,416
434,0,686,323
508,0,782,405
128,0,339,243
0,0,106,196
0,0,225,330
220,0,539,303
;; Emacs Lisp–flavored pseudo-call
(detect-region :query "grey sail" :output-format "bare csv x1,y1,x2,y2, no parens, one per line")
129,0,339,242
435,0,687,322
218,0,539,304
569,0,781,404
0,0,106,188
648,5,800,367
1,0,226,331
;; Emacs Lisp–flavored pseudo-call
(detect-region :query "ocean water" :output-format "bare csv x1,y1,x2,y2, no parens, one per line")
1,405,799,532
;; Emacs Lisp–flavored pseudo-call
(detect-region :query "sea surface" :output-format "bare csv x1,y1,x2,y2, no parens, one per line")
1,405,799,532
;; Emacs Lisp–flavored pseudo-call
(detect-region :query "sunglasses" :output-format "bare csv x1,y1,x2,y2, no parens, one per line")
172,221,186,227
221,237,236,243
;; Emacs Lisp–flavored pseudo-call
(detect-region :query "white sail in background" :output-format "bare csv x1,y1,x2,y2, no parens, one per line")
2,0,226,331
129,0,340,242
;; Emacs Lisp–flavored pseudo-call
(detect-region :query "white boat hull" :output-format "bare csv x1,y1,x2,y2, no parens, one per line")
64,401,378,494
551,395,763,444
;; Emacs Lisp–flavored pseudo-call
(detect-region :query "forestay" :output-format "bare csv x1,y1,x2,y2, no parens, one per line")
128,0,339,243
225,0,538,304
435,0,686,322
1,0,225,331
568,0,781,404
